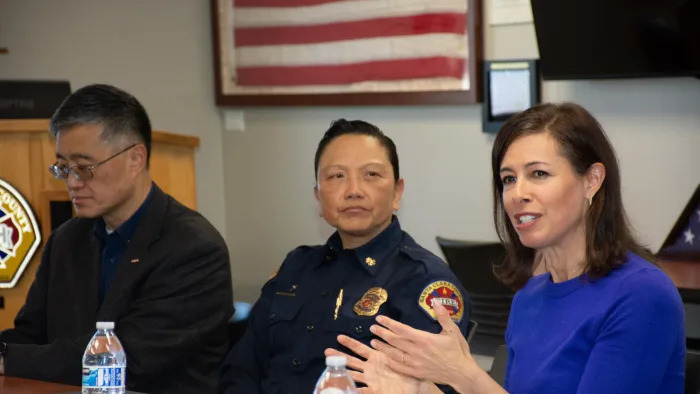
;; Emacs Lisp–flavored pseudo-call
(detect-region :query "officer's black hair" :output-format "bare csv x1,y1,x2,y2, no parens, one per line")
314,119,399,182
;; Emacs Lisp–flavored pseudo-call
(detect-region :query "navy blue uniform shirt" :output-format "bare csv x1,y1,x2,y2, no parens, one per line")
220,217,470,394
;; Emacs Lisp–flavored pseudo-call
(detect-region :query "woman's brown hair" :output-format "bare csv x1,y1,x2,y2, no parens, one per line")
491,102,654,290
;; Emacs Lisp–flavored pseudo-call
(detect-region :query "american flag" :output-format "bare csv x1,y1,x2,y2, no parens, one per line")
221,0,470,94
661,201,700,254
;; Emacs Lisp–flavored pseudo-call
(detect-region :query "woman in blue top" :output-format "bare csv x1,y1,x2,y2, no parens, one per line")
326,102,685,393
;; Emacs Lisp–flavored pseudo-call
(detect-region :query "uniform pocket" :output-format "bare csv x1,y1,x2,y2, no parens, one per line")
268,295,303,351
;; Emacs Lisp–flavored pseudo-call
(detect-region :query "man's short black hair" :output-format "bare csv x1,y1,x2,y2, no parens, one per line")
50,84,152,164
314,119,399,182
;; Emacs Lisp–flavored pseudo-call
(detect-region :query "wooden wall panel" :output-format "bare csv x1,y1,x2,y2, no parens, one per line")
150,144,197,209
0,134,44,328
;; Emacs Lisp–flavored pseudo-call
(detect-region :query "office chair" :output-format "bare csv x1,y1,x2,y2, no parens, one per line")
437,237,514,356
489,344,508,386
228,301,252,348
687,349,700,394
467,319,478,343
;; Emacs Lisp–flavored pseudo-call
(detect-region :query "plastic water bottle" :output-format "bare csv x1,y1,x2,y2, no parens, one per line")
82,321,126,394
313,355,358,394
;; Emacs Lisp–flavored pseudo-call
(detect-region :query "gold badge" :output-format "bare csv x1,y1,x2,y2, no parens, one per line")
365,257,376,266
353,287,388,316
418,281,465,323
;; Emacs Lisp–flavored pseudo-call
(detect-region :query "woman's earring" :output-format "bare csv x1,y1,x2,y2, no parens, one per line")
588,196,593,206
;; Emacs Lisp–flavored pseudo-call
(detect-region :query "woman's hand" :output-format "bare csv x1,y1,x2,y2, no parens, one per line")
369,300,476,387
325,335,422,394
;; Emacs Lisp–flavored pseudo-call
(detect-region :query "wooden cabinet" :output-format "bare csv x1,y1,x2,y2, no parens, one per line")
0,119,199,329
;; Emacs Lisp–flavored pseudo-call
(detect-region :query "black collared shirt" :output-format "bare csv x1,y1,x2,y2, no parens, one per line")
94,184,154,307
220,217,471,394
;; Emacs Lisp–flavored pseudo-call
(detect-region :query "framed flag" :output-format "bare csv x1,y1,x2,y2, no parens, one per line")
658,183,700,261
210,0,483,106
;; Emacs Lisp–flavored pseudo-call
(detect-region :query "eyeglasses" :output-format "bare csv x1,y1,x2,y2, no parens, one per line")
48,144,137,181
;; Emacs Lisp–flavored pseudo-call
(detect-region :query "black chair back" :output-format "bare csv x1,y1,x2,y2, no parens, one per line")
489,344,508,387
687,349,700,394
437,237,514,355
466,319,479,343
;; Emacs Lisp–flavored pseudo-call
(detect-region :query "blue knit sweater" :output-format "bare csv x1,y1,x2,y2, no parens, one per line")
504,253,685,393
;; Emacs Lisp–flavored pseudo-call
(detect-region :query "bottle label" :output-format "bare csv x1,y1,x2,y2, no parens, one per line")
82,366,125,388
319,389,346,394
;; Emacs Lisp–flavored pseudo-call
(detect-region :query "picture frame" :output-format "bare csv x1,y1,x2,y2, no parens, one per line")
658,183,700,262
210,0,483,106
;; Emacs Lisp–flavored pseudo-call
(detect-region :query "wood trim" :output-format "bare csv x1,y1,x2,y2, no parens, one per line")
0,119,51,133
151,130,200,148
210,0,483,106
0,120,200,147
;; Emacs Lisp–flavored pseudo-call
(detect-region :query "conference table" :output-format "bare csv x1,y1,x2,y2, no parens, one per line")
0,376,150,393
0,376,79,393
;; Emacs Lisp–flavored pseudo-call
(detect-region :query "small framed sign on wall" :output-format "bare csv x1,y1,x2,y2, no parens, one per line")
481,59,539,133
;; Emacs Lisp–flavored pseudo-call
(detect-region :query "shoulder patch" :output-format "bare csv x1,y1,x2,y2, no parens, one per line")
418,281,465,323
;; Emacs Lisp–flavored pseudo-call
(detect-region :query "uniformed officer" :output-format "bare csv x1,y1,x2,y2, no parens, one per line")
219,119,470,394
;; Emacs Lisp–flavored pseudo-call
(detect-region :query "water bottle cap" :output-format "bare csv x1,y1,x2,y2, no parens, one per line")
96,321,115,330
325,355,347,367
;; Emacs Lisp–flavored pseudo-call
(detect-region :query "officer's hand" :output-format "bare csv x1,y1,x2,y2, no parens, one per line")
325,335,421,394
369,300,476,388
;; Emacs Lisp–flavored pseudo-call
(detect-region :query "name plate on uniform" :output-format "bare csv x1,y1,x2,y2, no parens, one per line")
0,80,71,119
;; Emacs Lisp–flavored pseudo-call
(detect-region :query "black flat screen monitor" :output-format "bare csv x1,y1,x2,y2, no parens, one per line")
531,0,700,80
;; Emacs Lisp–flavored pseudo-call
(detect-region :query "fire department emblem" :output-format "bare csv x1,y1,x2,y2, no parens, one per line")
418,281,465,323
0,179,41,288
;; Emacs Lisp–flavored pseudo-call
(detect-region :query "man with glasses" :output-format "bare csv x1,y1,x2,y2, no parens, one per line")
0,84,233,393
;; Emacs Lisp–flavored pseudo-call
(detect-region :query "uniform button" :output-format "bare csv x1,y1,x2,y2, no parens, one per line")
292,358,301,366
269,313,275,320
290,284,298,292
320,291,329,297
306,324,314,331
325,255,332,261
355,325,363,334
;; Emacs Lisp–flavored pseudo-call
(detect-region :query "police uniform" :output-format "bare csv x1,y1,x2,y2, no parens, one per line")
220,217,470,394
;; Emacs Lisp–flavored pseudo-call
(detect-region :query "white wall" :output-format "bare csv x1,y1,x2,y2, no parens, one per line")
0,0,228,237
2,1,699,303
